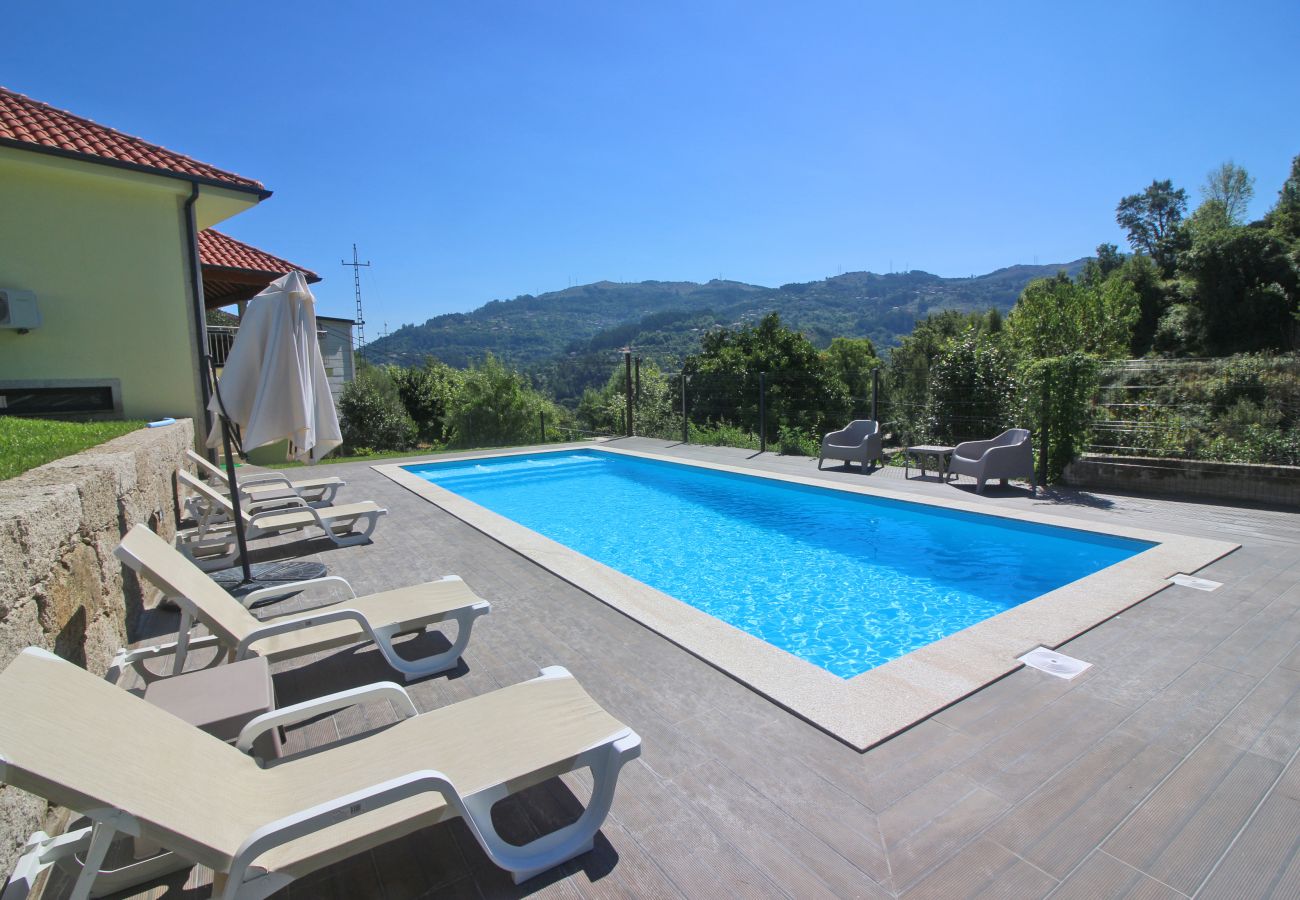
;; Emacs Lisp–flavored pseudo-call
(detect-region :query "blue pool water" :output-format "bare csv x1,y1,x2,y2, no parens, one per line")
406,451,1152,678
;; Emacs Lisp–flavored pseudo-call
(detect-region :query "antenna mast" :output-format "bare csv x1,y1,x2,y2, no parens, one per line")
341,243,371,358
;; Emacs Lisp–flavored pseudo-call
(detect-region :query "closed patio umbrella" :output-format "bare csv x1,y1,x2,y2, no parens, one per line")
205,271,342,581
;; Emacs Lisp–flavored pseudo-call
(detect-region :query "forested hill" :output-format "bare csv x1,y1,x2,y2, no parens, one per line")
364,259,1088,370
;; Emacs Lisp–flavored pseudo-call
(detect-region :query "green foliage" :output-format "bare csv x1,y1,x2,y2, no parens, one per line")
1095,355,1300,466
577,361,679,439
1021,353,1101,481
822,337,881,403
683,313,849,440
1116,179,1188,272
688,422,760,451
884,309,994,440
1152,303,1201,356
1201,161,1255,225
1005,272,1138,360
925,332,1018,444
445,354,563,448
1177,219,1299,355
1267,154,1300,242
338,364,417,454
776,424,820,457
1112,253,1168,357
0,417,143,481
393,358,460,445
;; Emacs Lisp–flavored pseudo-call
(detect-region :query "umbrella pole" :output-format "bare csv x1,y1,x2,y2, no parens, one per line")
220,416,253,584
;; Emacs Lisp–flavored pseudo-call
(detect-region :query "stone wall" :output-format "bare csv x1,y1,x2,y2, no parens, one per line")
0,418,193,882
1063,454,1300,508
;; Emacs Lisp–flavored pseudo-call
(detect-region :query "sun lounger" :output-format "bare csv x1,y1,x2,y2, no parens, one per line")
187,448,344,507
0,647,641,898
176,469,385,568
113,524,489,682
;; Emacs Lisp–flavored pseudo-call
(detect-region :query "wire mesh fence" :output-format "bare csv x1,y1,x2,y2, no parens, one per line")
1089,356,1300,465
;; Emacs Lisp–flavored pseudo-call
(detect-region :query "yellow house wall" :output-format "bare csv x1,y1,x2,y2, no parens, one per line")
0,148,257,437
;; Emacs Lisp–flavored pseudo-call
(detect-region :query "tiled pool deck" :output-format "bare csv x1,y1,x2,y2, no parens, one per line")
77,438,1300,898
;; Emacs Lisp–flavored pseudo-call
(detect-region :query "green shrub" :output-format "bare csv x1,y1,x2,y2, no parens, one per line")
445,354,561,448
689,422,760,451
338,368,417,453
777,424,820,456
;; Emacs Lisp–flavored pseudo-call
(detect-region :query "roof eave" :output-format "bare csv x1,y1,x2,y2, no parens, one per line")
202,263,322,284
0,136,272,199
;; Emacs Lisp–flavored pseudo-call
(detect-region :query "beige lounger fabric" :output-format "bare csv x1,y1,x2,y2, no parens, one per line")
179,470,382,532
117,525,482,659
187,450,343,498
0,649,628,879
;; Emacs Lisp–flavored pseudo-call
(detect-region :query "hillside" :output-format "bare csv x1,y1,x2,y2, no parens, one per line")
364,260,1089,384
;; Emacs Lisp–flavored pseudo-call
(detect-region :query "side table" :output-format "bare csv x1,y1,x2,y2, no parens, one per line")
144,656,282,761
904,444,956,481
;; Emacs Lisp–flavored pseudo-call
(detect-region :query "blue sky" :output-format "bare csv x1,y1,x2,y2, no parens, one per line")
9,1,1300,332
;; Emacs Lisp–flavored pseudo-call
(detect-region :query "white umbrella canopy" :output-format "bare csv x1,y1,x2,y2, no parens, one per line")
206,270,342,463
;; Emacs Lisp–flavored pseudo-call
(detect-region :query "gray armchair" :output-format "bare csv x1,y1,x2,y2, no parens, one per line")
947,428,1036,494
818,420,884,471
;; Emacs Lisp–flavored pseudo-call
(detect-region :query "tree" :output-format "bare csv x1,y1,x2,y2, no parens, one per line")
1080,243,1124,286
1113,253,1168,356
338,364,417,453
393,357,460,445
577,361,678,438
1005,271,1139,360
1178,224,1299,354
926,332,1018,444
1201,161,1255,225
682,313,848,440
822,337,881,405
1266,153,1300,243
445,354,561,448
1116,179,1188,271
885,309,990,440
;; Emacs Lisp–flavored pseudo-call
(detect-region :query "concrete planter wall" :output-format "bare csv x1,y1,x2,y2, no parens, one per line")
0,418,193,880
1063,454,1300,508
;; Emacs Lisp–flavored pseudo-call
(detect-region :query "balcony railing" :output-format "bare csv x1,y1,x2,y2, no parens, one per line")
207,325,239,367
207,324,331,368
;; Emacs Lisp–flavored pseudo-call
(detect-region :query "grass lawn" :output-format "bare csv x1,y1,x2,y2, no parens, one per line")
0,417,144,481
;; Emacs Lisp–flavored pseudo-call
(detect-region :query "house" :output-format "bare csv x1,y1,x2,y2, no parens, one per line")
0,87,340,441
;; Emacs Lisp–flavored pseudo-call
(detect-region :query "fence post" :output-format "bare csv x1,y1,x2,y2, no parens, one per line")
624,350,633,437
1037,369,1051,488
635,356,641,405
539,410,545,444
759,371,767,454
871,367,880,422
681,373,688,444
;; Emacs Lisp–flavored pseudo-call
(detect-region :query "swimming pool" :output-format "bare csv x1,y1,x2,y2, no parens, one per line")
404,450,1153,678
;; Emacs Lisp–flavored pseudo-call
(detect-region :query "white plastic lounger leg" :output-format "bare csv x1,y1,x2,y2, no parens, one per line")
324,511,383,545
458,727,641,883
3,825,182,900
370,602,491,681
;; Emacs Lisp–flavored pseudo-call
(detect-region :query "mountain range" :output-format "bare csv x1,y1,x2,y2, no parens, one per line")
363,259,1088,398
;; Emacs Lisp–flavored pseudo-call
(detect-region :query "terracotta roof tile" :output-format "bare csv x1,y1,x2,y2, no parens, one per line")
199,229,320,282
0,86,267,195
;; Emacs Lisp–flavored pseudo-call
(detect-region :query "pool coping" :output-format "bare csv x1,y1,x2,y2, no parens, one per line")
375,444,1239,751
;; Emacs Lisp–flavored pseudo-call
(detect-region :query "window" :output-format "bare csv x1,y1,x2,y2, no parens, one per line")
0,381,121,417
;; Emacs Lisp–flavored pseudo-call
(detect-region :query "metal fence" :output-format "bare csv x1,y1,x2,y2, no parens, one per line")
1088,356,1300,465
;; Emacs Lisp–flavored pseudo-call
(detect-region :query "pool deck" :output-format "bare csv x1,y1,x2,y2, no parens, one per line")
70,438,1300,899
